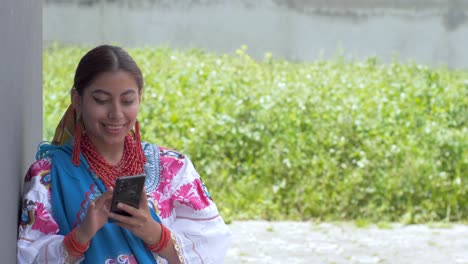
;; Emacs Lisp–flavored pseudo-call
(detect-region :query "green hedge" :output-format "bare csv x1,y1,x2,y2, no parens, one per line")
44,45,467,223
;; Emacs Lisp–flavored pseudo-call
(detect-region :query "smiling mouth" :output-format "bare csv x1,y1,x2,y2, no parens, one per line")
103,124,126,129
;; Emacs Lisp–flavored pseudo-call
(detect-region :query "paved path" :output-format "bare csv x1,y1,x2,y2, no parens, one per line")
224,221,468,264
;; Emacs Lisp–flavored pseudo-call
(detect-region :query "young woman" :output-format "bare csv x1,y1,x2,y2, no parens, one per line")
17,45,231,263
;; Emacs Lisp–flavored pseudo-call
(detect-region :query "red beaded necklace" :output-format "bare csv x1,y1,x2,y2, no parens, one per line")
80,134,146,188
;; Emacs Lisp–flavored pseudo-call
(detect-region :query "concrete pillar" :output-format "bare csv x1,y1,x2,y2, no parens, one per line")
0,0,42,262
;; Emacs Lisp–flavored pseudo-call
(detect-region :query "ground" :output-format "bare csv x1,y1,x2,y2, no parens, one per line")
224,221,468,264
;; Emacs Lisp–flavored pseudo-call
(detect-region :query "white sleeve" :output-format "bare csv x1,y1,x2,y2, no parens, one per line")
17,159,83,264
163,158,232,264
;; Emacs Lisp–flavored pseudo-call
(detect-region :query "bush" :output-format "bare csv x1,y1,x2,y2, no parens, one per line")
44,45,467,223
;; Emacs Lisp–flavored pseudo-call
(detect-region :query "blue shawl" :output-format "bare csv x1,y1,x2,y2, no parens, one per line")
37,142,161,263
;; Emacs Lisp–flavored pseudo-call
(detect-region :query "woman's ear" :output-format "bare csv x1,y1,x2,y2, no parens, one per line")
71,89,82,114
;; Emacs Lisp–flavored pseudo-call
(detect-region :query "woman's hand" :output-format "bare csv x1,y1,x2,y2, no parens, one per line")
75,187,114,244
108,188,162,244
109,188,181,263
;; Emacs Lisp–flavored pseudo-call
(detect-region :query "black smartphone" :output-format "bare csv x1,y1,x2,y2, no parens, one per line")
110,174,146,216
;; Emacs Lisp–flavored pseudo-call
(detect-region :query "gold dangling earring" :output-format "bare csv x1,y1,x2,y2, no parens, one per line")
72,113,82,166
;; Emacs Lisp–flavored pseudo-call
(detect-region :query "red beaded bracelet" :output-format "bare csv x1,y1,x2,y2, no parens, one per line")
146,223,171,253
63,228,90,257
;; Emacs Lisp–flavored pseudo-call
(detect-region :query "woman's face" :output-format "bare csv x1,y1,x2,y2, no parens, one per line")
73,70,141,151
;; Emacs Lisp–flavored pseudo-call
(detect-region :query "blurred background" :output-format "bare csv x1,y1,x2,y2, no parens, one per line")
41,0,467,263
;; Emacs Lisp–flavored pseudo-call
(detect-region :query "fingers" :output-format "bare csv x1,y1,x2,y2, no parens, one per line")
109,202,150,225
113,202,141,218
104,187,114,198
109,211,139,228
140,186,148,207
94,188,114,209
113,215,161,245
114,220,143,232
108,210,128,223
108,187,152,230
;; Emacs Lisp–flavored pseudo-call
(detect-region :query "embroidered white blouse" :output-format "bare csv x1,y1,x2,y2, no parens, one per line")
17,144,231,263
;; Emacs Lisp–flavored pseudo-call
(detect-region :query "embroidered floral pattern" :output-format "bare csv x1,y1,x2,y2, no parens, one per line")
32,202,59,234
147,194,160,216
195,178,212,202
157,162,176,195
142,143,161,193
40,172,52,191
20,199,58,234
24,159,51,182
154,147,185,218
105,254,138,264
18,143,230,263
174,180,210,211
152,191,174,219
20,200,36,226
159,147,185,160
159,147,184,192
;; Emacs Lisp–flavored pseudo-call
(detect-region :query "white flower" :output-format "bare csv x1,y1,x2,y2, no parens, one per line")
357,158,368,168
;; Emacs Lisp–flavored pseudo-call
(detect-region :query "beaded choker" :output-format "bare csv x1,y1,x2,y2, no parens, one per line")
80,134,146,188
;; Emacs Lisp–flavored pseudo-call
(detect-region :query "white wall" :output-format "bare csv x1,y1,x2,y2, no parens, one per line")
0,0,42,261
43,1,468,68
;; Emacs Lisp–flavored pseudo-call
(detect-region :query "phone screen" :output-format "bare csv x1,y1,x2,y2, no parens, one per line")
110,174,146,216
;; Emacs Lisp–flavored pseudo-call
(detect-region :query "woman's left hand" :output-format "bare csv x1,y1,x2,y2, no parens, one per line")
108,187,162,244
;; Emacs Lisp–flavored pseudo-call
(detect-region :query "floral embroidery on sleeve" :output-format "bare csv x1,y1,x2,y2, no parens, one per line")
174,179,211,210
20,199,59,235
24,159,53,199
153,147,185,219
152,193,174,219
25,159,51,182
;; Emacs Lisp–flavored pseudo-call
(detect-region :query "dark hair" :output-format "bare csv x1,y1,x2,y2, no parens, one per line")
73,45,143,95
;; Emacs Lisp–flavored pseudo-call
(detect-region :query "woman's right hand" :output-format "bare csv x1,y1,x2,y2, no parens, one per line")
74,187,114,243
